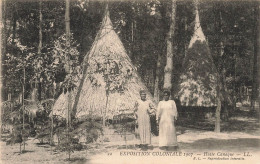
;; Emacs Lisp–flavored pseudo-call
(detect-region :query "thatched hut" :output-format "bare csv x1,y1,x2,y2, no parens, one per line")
177,6,218,107
53,8,155,120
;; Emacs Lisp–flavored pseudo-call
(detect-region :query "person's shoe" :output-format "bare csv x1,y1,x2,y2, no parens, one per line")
159,146,166,150
141,146,148,151
148,145,154,150
167,146,178,151
136,144,142,148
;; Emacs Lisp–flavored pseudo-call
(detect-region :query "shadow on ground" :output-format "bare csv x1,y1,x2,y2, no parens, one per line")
222,120,259,133
176,109,260,133
179,138,260,151
13,150,35,154
64,157,89,164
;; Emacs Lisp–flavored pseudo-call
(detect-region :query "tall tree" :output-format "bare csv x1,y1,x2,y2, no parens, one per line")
252,3,260,111
65,0,71,128
37,0,43,101
65,0,72,160
256,2,260,120
1,0,6,63
214,3,222,132
149,1,164,103
163,0,177,92
214,2,231,123
0,0,3,110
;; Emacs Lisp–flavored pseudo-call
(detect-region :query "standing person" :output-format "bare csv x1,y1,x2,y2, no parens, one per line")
134,90,155,150
156,90,178,150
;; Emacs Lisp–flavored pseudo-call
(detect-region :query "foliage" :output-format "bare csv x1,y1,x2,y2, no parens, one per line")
6,120,30,146
89,57,133,94
71,115,103,144
3,37,35,97
1,102,19,127
115,116,136,135
55,127,83,153
50,115,102,159
199,1,256,89
1,101,32,141
51,33,81,90
34,110,52,143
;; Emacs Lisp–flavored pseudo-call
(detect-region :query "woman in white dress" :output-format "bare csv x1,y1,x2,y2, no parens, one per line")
156,90,178,150
134,90,155,150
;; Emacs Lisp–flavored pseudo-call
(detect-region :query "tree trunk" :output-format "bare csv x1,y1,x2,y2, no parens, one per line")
37,0,43,101
38,0,42,54
65,0,71,127
65,0,70,42
215,95,221,132
38,82,42,101
0,0,4,117
252,4,260,111
1,0,6,59
20,142,22,153
131,19,136,63
221,68,230,120
163,0,177,92
50,86,55,146
154,53,161,103
184,6,188,56
65,1,71,159
71,64,87,119
252,45,257,110
12,4,17,45
22,67,25,150
215,5,225,131
256,3,260,121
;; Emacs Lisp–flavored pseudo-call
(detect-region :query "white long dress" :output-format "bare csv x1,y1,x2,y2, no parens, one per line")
135,100,154,145
157,100,178,147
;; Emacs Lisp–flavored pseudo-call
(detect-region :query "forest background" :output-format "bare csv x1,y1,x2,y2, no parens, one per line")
1,0,259,115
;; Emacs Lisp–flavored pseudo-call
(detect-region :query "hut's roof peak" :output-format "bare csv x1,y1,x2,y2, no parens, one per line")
188,7,206,48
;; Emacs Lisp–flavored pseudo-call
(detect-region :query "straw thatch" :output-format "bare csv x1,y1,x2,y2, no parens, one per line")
53,8,154,119
177,8,218,107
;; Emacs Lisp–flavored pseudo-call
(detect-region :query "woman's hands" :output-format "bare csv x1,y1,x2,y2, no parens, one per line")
156,118,160,124
147,108,156,116
147,102,156,116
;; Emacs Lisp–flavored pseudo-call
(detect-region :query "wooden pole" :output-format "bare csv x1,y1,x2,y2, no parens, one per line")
65,0,70,127
50,83,55,148
65,0,71,160
67,88,71,160
104,94,109,127
131,21,134,42
22,67,25,151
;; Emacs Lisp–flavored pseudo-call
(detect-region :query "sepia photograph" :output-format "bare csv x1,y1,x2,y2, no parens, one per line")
0,0,260,163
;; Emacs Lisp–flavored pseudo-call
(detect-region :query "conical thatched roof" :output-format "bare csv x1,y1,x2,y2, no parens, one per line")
188,8,206,48
53,8,155,119
177,7,218,107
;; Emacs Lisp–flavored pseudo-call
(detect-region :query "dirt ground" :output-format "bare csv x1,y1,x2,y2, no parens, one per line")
1,110,260,164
